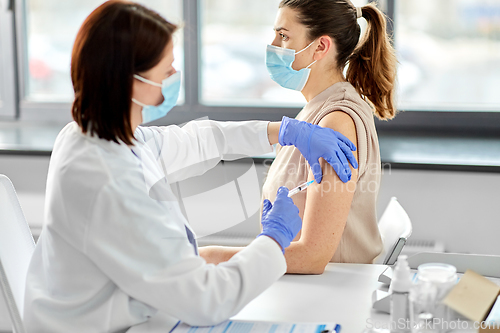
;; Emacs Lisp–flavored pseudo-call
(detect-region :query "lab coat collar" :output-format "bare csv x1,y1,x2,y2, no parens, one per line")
74,121,140,160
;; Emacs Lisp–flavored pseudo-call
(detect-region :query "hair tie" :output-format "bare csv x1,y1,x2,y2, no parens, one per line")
356,7,362,19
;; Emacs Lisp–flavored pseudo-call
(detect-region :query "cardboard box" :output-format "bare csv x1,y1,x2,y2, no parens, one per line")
443,270,500,332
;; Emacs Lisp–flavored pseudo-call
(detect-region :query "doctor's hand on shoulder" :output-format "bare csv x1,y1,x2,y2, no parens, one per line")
258,187,302,253
279,116,358,184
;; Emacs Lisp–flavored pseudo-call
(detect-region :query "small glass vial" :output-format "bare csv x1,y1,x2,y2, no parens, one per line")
390,255,412,333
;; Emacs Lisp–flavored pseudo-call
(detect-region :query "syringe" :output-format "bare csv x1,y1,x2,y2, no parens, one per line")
287,180,315,197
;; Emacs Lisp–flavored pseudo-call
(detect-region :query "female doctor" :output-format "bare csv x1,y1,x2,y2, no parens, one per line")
23,1,358,332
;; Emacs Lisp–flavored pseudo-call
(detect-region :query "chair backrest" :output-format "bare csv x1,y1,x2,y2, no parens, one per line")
0,175,35,333
373,197,412,265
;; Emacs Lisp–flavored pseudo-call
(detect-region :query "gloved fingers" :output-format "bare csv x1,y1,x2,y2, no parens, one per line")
260,191,303,252
276,186,290,197
325,152,350,183
261,199,273,219
263,199,272,210
310,161,323,184
336,150,352,182
275,187,299,215
266,210,301,240
325,155,345,183
339,141,358,169
334,130,357,151
307,126,317,149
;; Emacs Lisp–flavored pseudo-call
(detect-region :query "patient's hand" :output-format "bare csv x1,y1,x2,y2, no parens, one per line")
199,246,242,265
199,246,221,264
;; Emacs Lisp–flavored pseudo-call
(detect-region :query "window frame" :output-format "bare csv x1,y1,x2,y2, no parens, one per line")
0,0,17,118
7,0,500,138
14,0,74,123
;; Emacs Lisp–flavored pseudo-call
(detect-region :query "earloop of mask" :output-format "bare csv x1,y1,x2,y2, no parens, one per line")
307,60,318,69
295,40,316,55
296,40,317,69
131,98,148,108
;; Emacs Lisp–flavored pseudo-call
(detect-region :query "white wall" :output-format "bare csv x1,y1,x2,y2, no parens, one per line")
0,155,49,237
378,168,500,255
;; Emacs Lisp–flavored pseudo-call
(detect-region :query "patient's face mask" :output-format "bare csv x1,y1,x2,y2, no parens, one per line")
132,71,181,124
265,41,317,91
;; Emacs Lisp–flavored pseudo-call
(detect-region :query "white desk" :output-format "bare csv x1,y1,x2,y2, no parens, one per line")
1,263,388,333
232,263,388,333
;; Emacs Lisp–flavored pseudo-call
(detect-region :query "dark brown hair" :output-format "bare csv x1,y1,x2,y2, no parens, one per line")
71,0,178,145
279,0,397,120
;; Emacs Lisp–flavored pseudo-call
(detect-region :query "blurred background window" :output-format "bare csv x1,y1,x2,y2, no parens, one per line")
395,0,500,112
0,1,16,118
14,0,500,117
200,0,369,107
23,0,184,103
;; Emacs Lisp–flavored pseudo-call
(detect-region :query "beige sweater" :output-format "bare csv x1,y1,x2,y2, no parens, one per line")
262,82,383,263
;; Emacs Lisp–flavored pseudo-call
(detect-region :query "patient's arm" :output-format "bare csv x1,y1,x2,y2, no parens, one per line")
283,111,359,274
199,112,358,269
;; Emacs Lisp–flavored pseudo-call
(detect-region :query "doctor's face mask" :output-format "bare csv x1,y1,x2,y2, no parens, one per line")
265,40,317,91
132,71,181,124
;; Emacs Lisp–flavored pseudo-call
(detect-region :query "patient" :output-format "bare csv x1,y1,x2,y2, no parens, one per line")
200,0,397,273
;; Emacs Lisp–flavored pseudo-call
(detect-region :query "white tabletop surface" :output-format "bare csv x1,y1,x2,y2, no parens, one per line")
232,263,389,333
3,262,493,332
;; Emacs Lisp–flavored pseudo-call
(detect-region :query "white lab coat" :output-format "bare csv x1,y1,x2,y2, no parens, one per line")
24,120,286,333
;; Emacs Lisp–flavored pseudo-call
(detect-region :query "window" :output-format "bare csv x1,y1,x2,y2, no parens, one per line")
395,0,500,112
0,0,16,117
199,0,369,107
200,0,304,107
1,0,499,136
20,0,184,102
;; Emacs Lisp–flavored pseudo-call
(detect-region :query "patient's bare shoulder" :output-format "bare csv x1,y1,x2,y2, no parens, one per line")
318,111,359,167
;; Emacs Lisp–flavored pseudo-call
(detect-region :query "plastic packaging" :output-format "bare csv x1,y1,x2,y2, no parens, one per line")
409,263,457,332
486,295,500,324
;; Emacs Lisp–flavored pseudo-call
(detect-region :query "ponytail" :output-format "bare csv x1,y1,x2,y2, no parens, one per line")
346,4,397,120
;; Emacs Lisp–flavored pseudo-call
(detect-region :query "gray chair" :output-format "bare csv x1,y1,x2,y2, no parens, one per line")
0,174,35,333
373,197,413,265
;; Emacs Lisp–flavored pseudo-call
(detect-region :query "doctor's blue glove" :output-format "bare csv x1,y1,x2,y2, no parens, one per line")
278,116,358,184
261,198,273,221
258,187,302,254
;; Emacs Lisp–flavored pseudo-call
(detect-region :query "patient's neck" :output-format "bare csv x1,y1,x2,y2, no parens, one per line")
302,67,345,103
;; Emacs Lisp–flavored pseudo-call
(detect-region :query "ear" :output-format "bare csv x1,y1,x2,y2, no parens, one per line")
314,35,336,61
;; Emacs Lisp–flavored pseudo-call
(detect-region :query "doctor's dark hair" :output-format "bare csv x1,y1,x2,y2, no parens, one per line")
71,0,177,145
279,0,397,120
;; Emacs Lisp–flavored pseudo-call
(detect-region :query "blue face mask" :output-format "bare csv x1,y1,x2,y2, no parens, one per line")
265,41,317,91
132,71,181,124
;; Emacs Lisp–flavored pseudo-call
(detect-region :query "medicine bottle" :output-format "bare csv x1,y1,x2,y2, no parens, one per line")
390,255,412,333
